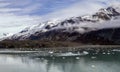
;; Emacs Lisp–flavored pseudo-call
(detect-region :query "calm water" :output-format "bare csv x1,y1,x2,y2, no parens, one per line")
0,50,120,72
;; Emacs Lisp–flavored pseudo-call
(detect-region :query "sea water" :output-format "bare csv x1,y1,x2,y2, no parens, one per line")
0,49,120,72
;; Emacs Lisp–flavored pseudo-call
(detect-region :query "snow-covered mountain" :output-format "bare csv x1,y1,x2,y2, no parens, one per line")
3,5,120,44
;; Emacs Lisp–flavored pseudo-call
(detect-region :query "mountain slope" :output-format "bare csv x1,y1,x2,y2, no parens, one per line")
4,5,120,44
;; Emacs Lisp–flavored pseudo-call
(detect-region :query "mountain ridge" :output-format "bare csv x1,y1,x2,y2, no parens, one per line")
2,5,120,45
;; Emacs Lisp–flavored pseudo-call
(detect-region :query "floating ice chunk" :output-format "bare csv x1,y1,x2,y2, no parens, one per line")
50,55,53,57
107,52,110,55
49,51,54,54
112,49,120,52
91,56,96,59
62,57,65,59
102,52,106,54
91,65,95,68
76,57,80,60
57,52,80,56
83,51,89,55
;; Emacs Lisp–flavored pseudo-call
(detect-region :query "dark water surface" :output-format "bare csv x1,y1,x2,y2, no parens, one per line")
0,49,120,72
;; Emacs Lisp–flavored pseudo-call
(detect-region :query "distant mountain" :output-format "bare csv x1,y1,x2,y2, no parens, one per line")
3,5,120,44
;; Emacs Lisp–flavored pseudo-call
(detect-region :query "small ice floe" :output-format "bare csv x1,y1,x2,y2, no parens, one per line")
112,49,120,52
102,52,106,55
83,51,89,55
107,52,110,55
62,57,65,59
91,65,95,68
91,56,96,59
50,55,53,57
76,57,80,60
57,51,89,57
49,51,54,54
57,52,80,57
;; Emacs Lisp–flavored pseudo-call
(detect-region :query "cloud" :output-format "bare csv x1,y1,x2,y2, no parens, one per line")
0,8,22,12
18,3,42,14
0,14,41,27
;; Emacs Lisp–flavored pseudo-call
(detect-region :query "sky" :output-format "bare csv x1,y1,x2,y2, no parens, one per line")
0,0,120,38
